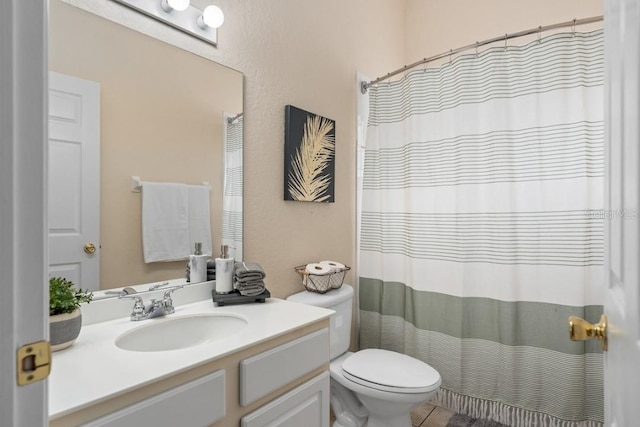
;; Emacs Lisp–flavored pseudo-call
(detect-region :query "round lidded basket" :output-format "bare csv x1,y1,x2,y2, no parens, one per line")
295,264,350,294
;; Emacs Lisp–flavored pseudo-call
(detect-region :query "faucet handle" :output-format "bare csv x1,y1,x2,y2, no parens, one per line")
162,290,179,315
130,296,146,321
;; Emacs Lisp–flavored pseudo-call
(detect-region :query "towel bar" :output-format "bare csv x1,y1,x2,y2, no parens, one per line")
130,176,212,192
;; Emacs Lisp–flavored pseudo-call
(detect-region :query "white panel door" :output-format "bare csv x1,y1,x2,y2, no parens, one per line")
604,0,640,425
48,72,100,290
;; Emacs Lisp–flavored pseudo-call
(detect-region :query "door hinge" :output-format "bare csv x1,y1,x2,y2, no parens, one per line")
17,341,51,386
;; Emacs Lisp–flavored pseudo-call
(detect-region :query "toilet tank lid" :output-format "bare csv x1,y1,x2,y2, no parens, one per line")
286,284,353,308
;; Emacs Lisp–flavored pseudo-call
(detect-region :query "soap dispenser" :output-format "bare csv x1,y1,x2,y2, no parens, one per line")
215,244,234,294
189,242,209,284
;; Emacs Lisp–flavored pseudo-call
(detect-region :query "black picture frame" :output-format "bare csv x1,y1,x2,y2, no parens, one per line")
284,105,336,203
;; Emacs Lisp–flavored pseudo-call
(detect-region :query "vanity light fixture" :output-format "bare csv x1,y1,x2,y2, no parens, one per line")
161,0,190,13
113,0,222,46
198,5,224,29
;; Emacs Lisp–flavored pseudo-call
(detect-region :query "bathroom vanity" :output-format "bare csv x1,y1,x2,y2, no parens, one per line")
48,282,333,427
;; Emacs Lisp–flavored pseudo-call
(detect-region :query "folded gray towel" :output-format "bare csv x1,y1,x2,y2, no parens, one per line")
234,261,265,279
235,279,263,287
238,287,265,296
207,260,216,269
235,280,265,296
235,274,264,283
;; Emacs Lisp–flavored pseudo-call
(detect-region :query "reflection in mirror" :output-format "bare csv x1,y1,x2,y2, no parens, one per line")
222,113,244,258
48,0,243,291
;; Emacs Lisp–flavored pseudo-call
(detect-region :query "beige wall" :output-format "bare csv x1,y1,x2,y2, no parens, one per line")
50,0,242,289
405,0,603,65
215,0,407,298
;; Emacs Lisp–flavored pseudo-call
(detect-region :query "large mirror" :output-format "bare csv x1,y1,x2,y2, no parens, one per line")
48,0,243,290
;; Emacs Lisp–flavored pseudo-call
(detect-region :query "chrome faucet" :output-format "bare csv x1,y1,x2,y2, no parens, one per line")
120,284,184,321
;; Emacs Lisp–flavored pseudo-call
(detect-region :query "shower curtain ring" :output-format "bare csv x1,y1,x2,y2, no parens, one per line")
423,59,428,72
475,42,479,57
449,49,453,64
572,18,576,36
504,34,508,51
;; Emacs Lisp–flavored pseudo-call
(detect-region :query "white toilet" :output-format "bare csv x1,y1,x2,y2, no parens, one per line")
287,284,441,427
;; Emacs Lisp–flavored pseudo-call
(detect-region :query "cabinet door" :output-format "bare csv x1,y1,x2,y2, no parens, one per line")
240,328,329,406
83,371,225,427
241,372,330,427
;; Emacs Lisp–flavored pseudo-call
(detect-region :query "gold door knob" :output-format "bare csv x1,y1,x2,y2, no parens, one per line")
83,243,97,255
568,314,608,351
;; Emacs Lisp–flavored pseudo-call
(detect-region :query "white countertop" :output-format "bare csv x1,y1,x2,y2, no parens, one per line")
48,295,332,420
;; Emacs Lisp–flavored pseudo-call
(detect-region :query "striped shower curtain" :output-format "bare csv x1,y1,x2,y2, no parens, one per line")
223,114,243,260
359,30,604,427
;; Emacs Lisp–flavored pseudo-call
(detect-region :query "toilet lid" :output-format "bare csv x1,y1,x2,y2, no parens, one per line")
341,349,440,393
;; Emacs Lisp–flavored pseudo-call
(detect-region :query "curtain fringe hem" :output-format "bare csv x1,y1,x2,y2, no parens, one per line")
431,389,603,427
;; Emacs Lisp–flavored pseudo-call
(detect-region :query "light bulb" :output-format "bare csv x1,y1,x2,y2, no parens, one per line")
198,5,224,29
161,0,190,12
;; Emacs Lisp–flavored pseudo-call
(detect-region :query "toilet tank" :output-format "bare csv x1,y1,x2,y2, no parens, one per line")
287,284,353,360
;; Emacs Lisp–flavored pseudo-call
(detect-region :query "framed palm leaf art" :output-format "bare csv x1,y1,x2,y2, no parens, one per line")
284,105,336,203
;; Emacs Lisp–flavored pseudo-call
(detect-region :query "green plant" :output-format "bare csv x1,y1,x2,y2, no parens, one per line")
49,277,93,316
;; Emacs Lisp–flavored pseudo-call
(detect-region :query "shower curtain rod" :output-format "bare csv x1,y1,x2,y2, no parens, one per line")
361,15,603,94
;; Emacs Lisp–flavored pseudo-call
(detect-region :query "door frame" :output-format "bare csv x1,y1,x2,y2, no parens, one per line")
603,0,640,425
0,0,49,425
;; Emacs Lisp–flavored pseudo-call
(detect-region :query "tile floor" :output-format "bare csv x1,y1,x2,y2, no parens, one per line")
330,402,455,427
411,402,455,427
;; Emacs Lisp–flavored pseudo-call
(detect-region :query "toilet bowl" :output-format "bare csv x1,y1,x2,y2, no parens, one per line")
287,285,441,427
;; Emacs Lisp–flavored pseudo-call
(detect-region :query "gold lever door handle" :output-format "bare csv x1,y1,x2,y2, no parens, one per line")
84,243,97,255
568,314,608,351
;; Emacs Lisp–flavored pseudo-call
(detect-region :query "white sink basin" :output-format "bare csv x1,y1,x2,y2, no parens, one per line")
115,313,248,352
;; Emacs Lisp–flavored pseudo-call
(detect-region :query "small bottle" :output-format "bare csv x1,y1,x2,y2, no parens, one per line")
189,242,208,283
215,244,234,294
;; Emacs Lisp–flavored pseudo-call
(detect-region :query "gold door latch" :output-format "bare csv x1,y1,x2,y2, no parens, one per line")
84,242,96,254
568,314,608,351
17,341,51,385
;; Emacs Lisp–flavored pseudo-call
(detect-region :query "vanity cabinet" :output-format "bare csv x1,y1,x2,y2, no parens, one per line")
239,328,330,427
49,319,330,427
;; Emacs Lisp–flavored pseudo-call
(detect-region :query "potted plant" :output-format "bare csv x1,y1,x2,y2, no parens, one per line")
49,277,93,352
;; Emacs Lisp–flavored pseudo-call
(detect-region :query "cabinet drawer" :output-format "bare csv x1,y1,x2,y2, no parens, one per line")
241,372,330,427
240,328,329,406
83,370,225,427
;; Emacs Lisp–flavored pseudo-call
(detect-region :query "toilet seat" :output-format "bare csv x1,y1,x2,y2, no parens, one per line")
341,349,441,394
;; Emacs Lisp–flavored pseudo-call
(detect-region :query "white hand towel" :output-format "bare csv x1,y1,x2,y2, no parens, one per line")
142,182,190,263
188,184,213,256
